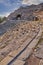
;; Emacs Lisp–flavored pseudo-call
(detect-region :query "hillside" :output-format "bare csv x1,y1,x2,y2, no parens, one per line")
0,3,43,35
0,3,43,65
7,3,43,21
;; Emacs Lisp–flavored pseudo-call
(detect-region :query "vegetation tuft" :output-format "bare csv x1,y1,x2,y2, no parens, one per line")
0,17,6,23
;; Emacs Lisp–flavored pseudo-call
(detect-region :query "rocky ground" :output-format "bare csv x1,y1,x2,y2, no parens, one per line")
0,21,40,62
25,24,43,65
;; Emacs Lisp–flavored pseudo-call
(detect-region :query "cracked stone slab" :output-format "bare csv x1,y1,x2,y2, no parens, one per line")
34,48,43,59
39,59,43,65
10,59,25,65
18,48,33,61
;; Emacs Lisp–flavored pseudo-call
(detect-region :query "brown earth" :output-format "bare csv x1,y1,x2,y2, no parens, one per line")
25,55,40,65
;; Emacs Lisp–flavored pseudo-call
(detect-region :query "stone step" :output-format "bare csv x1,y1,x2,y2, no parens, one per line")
8,38,32,58
0,28,41,65
18,47,33,61
0,38,32,65
28,29,42,49
0,56,13,65
10,59,25,65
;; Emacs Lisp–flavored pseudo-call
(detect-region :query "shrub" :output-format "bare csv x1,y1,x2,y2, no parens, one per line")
0,17,6,23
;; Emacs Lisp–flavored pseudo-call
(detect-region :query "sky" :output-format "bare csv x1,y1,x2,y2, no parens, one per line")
0,0,43,17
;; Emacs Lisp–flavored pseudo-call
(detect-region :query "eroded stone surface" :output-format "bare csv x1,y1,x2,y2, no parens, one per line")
10,59,25,65
39,60,43,65
34,37,43,59
0,21,39,62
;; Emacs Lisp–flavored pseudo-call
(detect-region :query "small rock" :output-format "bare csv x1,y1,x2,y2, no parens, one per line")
39,59,43,65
